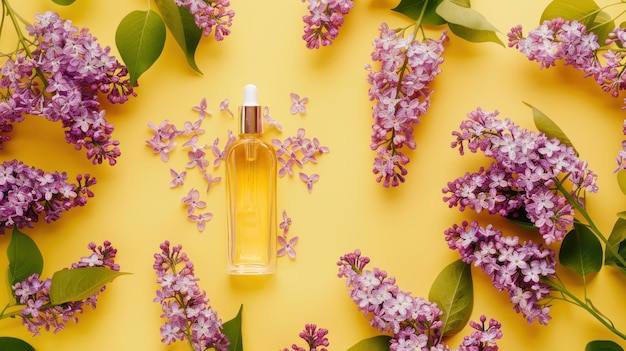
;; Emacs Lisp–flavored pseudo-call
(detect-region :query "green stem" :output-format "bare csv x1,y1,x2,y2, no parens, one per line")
545,277,626,340
0,0,48,87
554,180,626,269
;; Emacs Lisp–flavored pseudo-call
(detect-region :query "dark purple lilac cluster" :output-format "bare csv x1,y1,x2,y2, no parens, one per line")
508,19,626,171
281,323,330,351
301,0,354,49
0,11,136,166
444,221,555,325
12,241,119,335
0,159,96,233
174,0,235,40
367,24,448,187
443,108,598,324
338,250,502,351
153,241,229,351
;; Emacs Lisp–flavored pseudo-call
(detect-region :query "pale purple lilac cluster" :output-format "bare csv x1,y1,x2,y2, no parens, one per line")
508,19,626,171
338,250,502,351
444,221,555,325
0,159,96,233
12,241,119,335
443,108,598,245
301,0,354,49
367,24,448,187
282,323,329,351
442,108,599,324
0,11,135,165
175,0,235,40
153,241,229,351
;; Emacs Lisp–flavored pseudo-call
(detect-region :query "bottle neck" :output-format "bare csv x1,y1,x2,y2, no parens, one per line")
239,105,263,135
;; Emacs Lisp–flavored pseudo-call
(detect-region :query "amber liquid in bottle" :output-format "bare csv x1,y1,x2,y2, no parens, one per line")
225,85,277,274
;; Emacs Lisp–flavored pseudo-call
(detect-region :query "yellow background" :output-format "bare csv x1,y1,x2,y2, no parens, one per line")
2,0,626,350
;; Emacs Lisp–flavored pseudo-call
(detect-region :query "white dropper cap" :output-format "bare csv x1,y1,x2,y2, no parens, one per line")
243,84,258,106
239,84,263,134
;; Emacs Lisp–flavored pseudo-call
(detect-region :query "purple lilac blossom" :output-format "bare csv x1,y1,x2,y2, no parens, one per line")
175,0,235,40
301,0,355,49
0,159,96,233
508,19,626,171
272,128,329,179
443,108,597,245
367,23,448,187
338,250,502,351
153,241,229,351
282,324,330,351
12,241,119,335
0,11,135,165
444,221,555,325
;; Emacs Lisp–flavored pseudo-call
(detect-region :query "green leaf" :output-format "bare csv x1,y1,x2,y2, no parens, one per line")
428,259,473,337
346,335,392,351
541,0,615,46
115,10,166,85
7,227,43,286
617,211,626,220
49,267,129,305
51,0,76,4
617,170,626,196
154,0,203,74
392,0,447,26
436,0,499,32
524,102,577,153
447,24,504,45
586,340,624,351
605,218,626,270
0,337,35,351
222,305,243,351
560,223,603,276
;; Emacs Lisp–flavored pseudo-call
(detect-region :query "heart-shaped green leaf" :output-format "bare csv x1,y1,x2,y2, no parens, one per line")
0,337,35,351
392,0,447,25
7,227,43,286
155,0,203,74
586,339,624,351
428,259,473,337
51,0,76,4
560,223,602,276
524,102,577,153
605,218,626,270
222,305,243,351
115,10,166,85
617,170,626,196
50,267,129,305
447,24,504,45
346,335,392,351
436,0,499,32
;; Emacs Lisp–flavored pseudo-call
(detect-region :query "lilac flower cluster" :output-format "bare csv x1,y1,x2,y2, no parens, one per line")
175,0,235,40
0,11,136,165
367,23,448,187
508,19,626,171
337,250,502,351
0,159,96,233
443,108,598,245
301,0,355,49
153,241,229,351
12,241,119,335
282,323,330,351
444,221,555,325
272,128,329,180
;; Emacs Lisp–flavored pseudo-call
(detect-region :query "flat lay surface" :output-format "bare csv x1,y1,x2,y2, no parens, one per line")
2,0,626,350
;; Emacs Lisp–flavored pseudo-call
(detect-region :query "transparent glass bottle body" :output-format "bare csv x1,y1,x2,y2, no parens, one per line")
225,134,277,274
